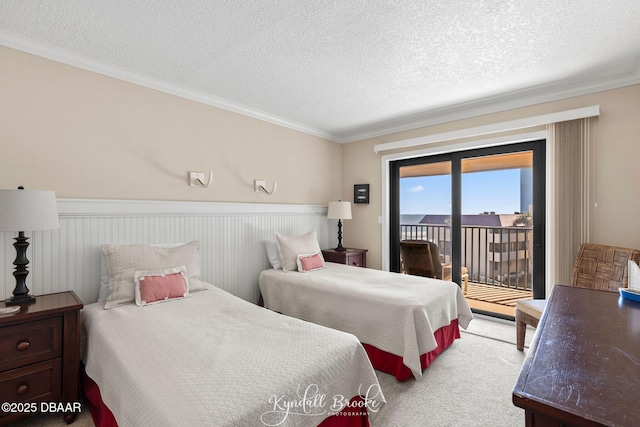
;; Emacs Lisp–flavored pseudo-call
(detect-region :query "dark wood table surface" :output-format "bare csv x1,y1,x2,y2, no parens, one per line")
513,284,640,426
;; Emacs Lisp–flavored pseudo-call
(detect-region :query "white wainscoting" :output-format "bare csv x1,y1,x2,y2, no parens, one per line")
0,199,333,304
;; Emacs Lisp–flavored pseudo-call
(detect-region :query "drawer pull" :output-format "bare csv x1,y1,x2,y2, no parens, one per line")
16,340,30,351
16,383,29,396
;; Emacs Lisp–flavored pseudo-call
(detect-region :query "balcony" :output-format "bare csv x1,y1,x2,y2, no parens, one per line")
401,223,533,317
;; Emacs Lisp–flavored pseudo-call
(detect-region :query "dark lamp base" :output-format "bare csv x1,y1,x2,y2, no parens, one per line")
333,219,347,252
6,294,36,306
8,232,36,306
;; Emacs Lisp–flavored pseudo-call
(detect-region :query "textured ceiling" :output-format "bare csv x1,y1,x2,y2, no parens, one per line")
1,1,640,142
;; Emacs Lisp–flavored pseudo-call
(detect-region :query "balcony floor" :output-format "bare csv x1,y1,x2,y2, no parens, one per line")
464,282,532,318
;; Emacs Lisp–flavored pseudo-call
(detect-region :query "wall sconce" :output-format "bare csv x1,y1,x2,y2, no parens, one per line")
254,179,277,195
189,171,212,188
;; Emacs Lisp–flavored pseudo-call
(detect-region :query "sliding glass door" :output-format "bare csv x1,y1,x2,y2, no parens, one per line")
390,141,546,317
398,159,452,255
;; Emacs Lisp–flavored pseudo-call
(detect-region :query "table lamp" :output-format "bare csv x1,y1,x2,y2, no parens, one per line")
0,187,60,305
327,201,352,252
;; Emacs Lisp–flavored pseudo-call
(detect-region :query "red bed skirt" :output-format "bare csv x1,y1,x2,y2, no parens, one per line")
82,369,369,427
362,319,460,381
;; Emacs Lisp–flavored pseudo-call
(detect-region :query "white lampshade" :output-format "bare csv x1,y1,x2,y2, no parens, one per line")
327,201,352,220
0,189,60,232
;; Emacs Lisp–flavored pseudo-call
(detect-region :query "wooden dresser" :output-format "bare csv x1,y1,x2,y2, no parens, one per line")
513,285,640,426
322,248,367,268
0,291,83,425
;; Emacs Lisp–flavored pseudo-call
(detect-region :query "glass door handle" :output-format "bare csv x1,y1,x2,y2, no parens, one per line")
533,224,543,248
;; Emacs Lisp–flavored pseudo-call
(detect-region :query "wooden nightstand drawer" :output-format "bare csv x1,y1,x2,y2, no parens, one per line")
0,317,62,371
321,248,367,268
0,358,62,402
0,292,82,425
346,253,365,267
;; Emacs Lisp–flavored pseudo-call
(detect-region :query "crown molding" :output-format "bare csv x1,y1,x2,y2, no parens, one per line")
0,30,338,142
2,30,639,145
337,64,640,143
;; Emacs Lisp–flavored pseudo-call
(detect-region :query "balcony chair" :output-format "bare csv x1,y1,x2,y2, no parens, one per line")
400,240,469,293
515,243,640,350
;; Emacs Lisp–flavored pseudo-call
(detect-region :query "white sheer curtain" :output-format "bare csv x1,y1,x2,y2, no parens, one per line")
547,118,593,287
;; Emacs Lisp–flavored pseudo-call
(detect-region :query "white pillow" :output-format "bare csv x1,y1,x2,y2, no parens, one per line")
274,231,323,272
263,239,282,269
102,241,205,309
134,266,190,306
98,254,111,301
98,243,200,301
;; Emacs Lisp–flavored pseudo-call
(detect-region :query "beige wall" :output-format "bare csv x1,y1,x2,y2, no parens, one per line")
0,46,342,204
4,45,640,270
342,84,640,269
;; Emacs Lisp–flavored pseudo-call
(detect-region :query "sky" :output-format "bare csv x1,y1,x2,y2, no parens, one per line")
400,168,524,215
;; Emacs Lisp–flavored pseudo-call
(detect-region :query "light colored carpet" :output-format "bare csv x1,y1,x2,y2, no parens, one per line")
13,316,533,426
372,315,533,426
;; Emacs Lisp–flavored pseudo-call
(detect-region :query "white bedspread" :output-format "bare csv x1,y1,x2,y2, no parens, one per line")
82,284,384,427
259,263,473,379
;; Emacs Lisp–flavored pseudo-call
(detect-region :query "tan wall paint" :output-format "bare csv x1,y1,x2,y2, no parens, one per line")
3,46,639,267
0,46,342,204
342,84,640,269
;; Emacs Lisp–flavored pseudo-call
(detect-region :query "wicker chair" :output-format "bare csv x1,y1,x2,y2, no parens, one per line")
400,240,469,293
515,243,640,350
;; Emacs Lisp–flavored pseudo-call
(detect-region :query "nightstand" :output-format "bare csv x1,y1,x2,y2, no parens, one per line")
0,291,83,425
322,248,367,268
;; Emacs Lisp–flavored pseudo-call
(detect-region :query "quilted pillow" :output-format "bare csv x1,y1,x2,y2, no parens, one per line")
102,241,204,309
134,266,189,306
98,243,191,301
296,252,325,272
275,231,323,272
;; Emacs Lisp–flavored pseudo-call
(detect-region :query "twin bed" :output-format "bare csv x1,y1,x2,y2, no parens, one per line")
82,285,383,427
81,234,472,426
82,241,384,427
260,262,473,381
261,231,473,382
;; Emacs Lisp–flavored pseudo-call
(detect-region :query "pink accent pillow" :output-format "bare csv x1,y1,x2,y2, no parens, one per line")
297,252,325,272
134,266,190,306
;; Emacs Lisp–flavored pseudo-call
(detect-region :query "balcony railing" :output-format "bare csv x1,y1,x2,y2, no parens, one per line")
401,224,533,291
